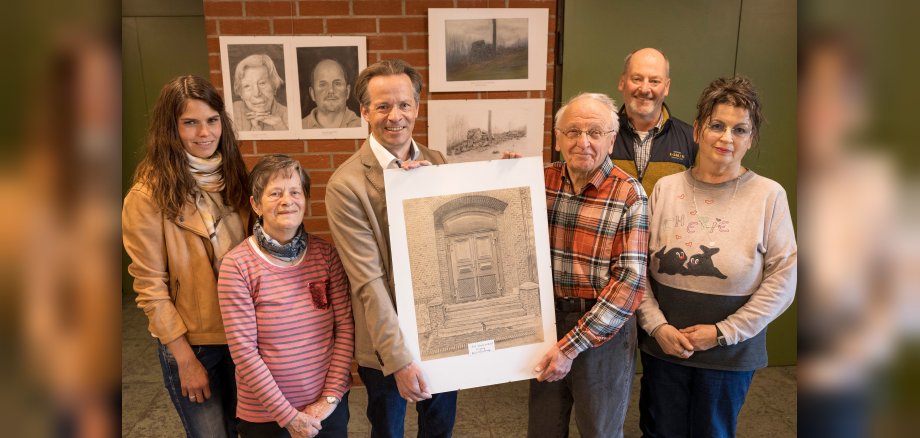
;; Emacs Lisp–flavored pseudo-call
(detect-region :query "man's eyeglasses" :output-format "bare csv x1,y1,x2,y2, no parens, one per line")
556,128,615,140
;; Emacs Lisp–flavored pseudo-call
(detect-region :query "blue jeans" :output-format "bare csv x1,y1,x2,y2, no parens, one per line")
157,341,238,438
527,311,637,438
236,392,350,438
639,352,754,438
357,366,457,438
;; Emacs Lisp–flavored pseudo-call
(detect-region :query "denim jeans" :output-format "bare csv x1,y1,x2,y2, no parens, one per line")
639,352,754,438
357,366,457,438
236,392,350,438
527,311,637,438
157,341,238,438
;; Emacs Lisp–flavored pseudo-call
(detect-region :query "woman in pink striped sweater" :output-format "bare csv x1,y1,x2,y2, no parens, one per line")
218,154,354,438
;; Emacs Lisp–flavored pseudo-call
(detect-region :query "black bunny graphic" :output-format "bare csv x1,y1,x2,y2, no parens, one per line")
685,245,728,279
654,245,688,275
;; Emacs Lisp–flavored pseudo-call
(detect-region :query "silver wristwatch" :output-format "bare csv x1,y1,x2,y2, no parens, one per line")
325,396,340,405
716,325,728,347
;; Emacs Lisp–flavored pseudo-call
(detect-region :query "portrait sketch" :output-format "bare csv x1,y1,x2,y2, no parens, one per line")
292,36,368,139
428,99,545,163
429,8,548,92
385,157,556,394
220,36,298,140
403,188,543,361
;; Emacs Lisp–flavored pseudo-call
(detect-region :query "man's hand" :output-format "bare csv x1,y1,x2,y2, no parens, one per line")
680,324,719,352
399,160,433,170
501,151,523,159
653,324,695,359
284,412,322,438
393,361,432,402
533,345,574,382
302,399,336,423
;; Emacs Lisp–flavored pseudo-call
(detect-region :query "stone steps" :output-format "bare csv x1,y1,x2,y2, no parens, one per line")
438,314,538,338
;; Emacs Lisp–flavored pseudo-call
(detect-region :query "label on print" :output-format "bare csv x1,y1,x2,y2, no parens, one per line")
468,339,496,355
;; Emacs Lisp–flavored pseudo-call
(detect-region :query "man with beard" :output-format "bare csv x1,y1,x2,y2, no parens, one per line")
611,48,696,195
303,58,362,129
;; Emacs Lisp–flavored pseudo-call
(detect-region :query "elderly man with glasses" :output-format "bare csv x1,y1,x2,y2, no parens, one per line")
528,92,649,438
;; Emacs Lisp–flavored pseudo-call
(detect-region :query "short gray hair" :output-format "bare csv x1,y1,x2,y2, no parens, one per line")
249,154,311,203
232,53,284,98
554,93,619,133
622,47,671,78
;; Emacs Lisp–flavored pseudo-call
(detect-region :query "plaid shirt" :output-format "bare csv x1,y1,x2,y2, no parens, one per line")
545,158,649,357
629,111,664,179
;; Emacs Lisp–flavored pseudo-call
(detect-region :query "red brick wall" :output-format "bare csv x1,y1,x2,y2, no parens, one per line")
205,0,558,242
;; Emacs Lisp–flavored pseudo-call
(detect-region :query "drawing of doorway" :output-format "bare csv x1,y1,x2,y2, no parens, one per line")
449,231,501,303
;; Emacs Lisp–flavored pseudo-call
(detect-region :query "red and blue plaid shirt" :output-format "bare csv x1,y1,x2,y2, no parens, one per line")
545,158,649,357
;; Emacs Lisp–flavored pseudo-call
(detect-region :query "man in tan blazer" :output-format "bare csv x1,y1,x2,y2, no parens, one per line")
325,59,456,437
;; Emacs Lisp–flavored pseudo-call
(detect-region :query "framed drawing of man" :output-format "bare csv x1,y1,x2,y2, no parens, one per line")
292,36,367,139
219,36,298,140
384,157,556,394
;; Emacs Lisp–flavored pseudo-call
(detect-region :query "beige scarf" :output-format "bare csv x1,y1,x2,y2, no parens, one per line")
187,152,245,273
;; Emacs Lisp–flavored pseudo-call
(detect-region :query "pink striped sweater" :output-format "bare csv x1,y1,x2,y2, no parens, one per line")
218,235,354,426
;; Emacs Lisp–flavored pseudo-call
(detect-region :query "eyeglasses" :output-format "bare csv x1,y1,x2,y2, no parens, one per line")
706,122,753,139
556,128,615,140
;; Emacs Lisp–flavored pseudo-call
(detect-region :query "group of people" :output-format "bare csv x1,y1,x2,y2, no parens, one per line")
231,53,360,131
124,47,796,438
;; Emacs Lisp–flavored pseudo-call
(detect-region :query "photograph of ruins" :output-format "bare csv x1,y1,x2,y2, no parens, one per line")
428,99,545,163
402,187,543,361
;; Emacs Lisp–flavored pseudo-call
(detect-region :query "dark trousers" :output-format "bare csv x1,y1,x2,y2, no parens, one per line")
639,352,754,438
236,392,350,438
357,366,457,438
527,311,637,438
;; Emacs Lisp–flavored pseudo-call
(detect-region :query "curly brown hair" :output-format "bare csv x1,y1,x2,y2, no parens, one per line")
694,76,765,146
132,75,249,219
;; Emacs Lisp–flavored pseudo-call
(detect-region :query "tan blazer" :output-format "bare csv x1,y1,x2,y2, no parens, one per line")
325,140,446,375
123,184,251,345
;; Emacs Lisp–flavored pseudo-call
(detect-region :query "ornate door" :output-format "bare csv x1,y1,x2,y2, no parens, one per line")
449,231,500,303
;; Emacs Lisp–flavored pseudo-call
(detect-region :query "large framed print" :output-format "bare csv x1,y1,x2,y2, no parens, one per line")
427,98,545,163
385,157,556,394
292,36,367,139
220,36,298,140
428,8,549,92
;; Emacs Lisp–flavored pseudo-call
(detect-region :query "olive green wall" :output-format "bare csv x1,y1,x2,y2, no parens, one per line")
561,0,797,365
122,0,209,296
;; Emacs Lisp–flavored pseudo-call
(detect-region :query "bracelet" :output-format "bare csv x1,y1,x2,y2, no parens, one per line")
651,323,669,339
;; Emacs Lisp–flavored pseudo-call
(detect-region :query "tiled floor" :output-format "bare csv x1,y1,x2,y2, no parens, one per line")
122,300,796,437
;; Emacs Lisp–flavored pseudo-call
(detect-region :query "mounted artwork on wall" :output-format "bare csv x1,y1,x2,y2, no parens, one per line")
427,99,545,163
292,36,367,139
219,35,368,140
220,36,297,140
428,8,549,92
385,157,556,394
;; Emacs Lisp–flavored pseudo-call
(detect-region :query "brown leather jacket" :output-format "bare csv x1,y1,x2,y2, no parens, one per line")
122,184,250,345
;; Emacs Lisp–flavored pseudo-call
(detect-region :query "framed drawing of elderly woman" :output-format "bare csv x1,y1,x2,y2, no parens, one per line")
220,36,298,140
292,36,367,140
